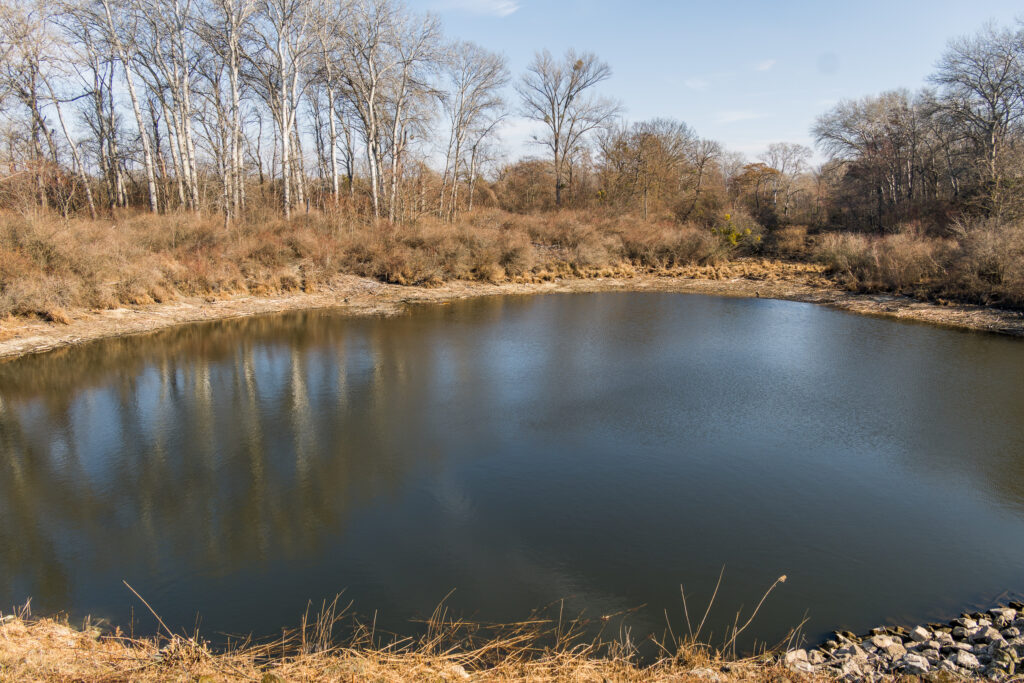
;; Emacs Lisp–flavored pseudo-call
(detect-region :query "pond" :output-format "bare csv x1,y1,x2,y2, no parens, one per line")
2,292,1024,648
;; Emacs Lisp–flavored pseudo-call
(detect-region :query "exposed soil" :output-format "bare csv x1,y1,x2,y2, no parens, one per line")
2,258,1022,362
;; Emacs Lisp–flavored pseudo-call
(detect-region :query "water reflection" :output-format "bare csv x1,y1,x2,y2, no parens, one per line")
1,294,1024,646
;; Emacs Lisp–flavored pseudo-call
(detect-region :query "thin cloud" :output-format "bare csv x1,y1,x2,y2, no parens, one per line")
432,0,520,16
718,110,770,124
755,59,776,72
684,77,709,90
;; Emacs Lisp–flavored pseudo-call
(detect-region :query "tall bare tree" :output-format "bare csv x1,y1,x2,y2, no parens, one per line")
94,0,160,213
439,40,507,221
245,0,315,218
931,22,1024,217
517,48,619,206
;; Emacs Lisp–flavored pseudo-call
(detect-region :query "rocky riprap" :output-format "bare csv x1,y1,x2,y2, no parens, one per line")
784,602,1024,680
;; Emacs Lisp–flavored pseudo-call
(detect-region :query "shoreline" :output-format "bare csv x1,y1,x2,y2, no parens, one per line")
4,601,1023,681
2,260,1024,362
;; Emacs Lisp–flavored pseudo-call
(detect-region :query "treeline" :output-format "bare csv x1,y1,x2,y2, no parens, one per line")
0,0,840,231
2,1,1024,316
0,0,513,221
4,0,1021,235
816,23,1024,232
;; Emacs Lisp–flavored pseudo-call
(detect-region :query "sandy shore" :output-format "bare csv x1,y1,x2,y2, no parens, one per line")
2,259,1023,362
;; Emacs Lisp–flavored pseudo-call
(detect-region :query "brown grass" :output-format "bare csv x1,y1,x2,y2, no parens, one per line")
0,583,815,683
0,209,737,322
6,205,1024,328
811,221,1024,308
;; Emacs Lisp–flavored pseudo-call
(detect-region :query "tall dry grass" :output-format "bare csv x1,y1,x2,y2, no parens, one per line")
0,209,733,322
812,220,1024,307
0,575,802,682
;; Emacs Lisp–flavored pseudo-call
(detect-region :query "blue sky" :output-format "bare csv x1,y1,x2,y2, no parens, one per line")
411,0,1023,163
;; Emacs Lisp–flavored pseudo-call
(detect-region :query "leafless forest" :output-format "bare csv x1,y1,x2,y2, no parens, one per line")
1,0,1024,320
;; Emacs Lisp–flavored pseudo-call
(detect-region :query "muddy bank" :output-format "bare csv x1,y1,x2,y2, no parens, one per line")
2,259,1022,362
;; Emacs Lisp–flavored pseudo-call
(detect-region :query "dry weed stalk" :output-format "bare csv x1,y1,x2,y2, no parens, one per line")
0,574,809,682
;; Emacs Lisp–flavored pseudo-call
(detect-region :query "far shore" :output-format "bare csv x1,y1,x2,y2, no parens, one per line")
2,259,1024,362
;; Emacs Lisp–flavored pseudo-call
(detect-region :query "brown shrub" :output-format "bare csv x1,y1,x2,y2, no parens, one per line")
619,222,725,268
945,220,1024,307
765,226,809,257
813,232,874,286
5,206,1024,321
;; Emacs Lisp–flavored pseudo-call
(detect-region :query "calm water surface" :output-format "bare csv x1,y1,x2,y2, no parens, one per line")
2,293,1024,646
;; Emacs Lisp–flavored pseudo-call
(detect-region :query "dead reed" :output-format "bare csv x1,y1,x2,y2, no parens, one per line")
0,575,810,682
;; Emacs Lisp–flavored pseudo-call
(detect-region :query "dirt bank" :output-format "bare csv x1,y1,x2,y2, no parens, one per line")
2,259,1022,362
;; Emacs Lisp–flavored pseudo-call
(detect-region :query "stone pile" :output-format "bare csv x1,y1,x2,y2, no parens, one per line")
784,602,1024,680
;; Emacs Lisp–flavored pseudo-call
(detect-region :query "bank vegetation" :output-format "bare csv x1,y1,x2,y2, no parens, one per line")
0,593,812,683
2,3,1024,324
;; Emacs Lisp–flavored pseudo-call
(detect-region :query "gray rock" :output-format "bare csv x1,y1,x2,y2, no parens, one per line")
868,634,894,649
920,648,940,663
974,626,1006,643
942,641,972,653
909,625,932,642
784,649,807,668
834,643,866,660
903,652,931,674
690,667,723,681
953,626,972,638
807,649,826,666
985,667,1009,682
839,659,863,678
1002,627,1021,639
990,608,1017,621
882,642,907,659
956,650,982,670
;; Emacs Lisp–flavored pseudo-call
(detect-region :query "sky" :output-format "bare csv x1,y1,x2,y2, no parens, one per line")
410,0,1023,164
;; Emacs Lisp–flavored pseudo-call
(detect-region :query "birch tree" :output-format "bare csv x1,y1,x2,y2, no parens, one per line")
335,0,399,218
439,40,507,220
200,0,256,218
94,0,160,213
244,0,315,218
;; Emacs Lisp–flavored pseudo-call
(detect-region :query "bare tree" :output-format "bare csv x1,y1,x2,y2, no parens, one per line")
760,142,811,218
517,48,619,206
0,0,61,208
931,22,1024,217
94,0,160,213
244,0,315,218
335,0,399,218
439,40,508,220
382,8,442,222
199,0,256,219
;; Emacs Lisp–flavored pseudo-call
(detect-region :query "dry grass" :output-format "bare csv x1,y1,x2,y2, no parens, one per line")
0,600,811,683
0,575,823,682
812,221,1024,308
7,203,1024,327
0,209,738,322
